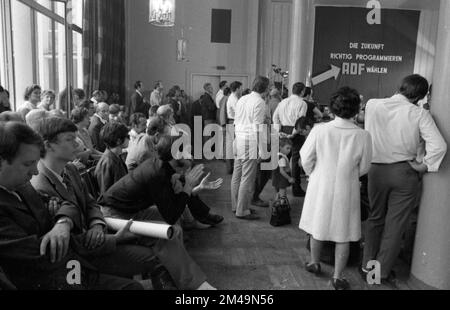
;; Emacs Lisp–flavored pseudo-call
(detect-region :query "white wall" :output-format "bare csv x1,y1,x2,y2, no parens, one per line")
125,0,259,98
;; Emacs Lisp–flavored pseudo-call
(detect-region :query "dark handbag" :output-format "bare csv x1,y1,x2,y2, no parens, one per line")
270,195,291,227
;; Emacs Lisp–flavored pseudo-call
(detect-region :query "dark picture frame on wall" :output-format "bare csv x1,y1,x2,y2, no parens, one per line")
211,9,232,43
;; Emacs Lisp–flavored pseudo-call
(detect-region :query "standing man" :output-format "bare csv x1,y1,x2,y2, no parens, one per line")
362,74,447,284
150,81,164,107
201,83,217,149
231,76,270,220
130,81,150,118
89,102,109,152
201,83,216,126
215,81,228,110
273,82,308,196
225,81,242,174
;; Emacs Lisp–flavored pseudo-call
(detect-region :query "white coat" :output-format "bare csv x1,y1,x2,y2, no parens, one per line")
299,117,372,242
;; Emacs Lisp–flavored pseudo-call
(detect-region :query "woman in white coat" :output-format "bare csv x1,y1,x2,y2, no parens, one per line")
299,87,372,290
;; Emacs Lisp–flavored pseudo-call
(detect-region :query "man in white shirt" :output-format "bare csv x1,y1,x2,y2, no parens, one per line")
273,82,308,197
231,76,270,220
225,81,242,174
362,74,447,283
215,81,228,110
150,81,164,107
273,82,308,134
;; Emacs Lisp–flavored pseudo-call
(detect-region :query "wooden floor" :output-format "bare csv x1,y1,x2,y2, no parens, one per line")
185,160,415,290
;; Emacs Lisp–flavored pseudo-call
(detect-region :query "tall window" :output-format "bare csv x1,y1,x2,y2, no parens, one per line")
2,0,84,109
0,3,6,87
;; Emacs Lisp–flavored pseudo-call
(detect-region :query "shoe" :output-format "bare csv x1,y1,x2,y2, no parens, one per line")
251,199,269,208
381,271,398,288
304,262,322,275
183,220,212,231
150,266,177,290
331,278,350,290
359,266,371,282
198,213,224,226
236,213,260,220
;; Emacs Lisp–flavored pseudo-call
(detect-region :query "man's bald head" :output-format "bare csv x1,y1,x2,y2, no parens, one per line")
96,102,109,121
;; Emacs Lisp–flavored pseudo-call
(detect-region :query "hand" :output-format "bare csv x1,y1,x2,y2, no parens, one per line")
114,220,138,244
184,164,204,188
84,224,105,250
40,222,71,263
47,198,62,218
72,159,86,170
288,177,295,184
408,160,428,174
193,173,223,194
171,174,184,194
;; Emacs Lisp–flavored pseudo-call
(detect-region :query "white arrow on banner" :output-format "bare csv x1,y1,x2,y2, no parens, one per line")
312,64,341,86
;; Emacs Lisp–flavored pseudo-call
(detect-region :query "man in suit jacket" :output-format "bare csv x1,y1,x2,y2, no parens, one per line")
99,135,228,290
95,122,129,194
88,102,109,152
200,83,217,126
130,81,150,118
0,121,143,290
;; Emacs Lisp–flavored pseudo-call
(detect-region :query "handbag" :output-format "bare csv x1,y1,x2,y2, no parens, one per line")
270,195,291,227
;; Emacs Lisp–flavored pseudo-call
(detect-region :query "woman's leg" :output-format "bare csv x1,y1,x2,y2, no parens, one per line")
279,188,287,198
310,237,323,264
334,242,350,279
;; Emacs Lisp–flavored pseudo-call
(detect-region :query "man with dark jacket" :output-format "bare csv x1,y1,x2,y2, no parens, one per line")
200,83,217,126
130,81,150,118
88,102,109,152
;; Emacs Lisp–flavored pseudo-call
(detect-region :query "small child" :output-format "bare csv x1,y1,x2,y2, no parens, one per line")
272,137,295,199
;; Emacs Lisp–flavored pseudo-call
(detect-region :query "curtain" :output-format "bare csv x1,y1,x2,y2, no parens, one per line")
83,0,126,103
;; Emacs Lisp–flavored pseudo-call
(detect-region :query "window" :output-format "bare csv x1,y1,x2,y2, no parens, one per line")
2,0,84,110
0,3,6,87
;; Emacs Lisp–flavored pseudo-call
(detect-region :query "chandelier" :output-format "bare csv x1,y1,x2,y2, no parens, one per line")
149,0,176,27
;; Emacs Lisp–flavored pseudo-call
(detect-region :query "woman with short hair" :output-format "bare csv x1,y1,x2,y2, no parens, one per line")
299,87,372,290
17,84,41,118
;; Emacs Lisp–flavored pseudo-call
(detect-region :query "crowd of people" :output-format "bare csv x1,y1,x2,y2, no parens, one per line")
0,73,447,290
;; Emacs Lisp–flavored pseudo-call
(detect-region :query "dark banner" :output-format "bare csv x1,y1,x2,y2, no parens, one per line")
312,7,420,105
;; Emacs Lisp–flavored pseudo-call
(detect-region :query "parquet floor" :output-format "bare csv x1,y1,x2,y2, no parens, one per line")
185,160,416,290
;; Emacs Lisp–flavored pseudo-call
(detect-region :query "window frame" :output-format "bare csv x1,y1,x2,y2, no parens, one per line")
0,0,83,110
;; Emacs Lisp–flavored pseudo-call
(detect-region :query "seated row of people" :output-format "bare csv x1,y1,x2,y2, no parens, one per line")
0,116,223,290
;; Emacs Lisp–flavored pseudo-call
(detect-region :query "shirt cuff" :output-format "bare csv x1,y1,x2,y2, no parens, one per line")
89,220,106,229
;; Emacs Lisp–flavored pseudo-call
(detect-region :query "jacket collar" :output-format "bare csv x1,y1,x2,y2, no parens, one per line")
37,161,75,203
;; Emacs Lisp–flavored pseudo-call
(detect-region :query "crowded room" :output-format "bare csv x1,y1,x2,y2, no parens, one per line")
1,0,450,291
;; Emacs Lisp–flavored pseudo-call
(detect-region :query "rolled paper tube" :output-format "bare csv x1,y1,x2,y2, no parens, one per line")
105,218,174,240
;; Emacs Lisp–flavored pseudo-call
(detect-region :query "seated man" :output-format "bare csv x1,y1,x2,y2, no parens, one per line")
0,121,142,290
126,117,163,171
99,135,224,227
95,122,129,194
31,117,213,290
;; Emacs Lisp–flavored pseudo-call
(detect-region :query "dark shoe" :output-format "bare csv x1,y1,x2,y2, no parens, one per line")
359,266,371,282
331,278,350,290
150,266,177,290
381,271,398,288
304,262,322,275
251,199,269,208
236,213,260,220
198,213,224,226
